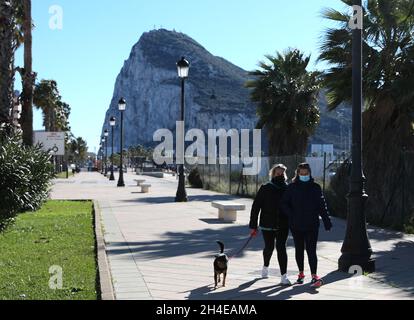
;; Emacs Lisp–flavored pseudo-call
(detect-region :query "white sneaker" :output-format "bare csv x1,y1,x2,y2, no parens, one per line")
261,266,269,278
280,274,292,286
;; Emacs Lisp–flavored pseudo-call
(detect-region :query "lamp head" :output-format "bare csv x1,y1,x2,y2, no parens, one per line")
118,98,126,111
177,57,190,79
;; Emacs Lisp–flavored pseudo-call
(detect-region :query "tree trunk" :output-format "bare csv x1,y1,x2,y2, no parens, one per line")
46,108,51,131
268,126,308,156
20,0,34,145
0,0,15,125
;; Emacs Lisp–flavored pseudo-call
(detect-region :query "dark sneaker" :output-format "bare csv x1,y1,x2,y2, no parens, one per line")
296,273,305,284
310,276,323,288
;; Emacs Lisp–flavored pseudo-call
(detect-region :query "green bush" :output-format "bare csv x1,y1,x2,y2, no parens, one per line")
324,160,350,220
0,125,55,230
188,167,203,188
403,209,414,234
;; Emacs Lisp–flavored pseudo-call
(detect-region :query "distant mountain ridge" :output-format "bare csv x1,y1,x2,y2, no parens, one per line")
311,93,352,153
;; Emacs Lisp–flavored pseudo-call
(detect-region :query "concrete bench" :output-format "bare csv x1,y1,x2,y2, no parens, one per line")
134,179,146,186
140,183,151,193
211,201,246,222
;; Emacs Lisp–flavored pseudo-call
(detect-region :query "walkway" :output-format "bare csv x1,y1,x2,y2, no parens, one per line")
50,172,414,300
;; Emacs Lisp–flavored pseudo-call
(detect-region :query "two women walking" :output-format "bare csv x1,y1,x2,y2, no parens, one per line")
249,162,332,288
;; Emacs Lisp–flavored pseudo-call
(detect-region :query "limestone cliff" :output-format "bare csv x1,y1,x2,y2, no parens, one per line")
101,29,258,153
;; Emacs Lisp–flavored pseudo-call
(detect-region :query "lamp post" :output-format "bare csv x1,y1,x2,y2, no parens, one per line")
104,129,109,176
175,57,189,202
100,149,104,174
109,116,116,181
338,0,375,273
99,143,103,174
74,150,79,175
97,145,101,173
101,137,105,175
117,98,126,187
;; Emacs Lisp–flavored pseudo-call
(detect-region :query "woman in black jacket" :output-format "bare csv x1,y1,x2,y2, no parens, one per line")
249,164,291,285
281,163,332,288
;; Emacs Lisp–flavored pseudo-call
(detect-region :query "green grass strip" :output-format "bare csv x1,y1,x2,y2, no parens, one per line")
0,200,98,300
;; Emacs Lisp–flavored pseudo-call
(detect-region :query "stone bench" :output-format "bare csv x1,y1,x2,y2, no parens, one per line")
211,201,246,222
140,183,151,193
134,179,146,186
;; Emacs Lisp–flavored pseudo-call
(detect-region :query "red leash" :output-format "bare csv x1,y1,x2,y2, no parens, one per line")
228,234,256,260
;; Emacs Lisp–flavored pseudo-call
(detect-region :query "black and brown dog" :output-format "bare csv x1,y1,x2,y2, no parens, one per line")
213,241,229,288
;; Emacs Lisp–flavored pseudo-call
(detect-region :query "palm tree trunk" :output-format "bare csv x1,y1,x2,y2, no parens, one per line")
46,107,51,131
20,0,34,145
268,127,308,156
0,0,15,125
51,107,56,131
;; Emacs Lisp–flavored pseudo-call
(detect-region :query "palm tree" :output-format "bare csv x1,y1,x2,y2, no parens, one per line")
56,101,71,132
68,137,88,163
245,49,321,156
19,0,35,146
33,80,69,132
0,0,17,125
319,0,414,228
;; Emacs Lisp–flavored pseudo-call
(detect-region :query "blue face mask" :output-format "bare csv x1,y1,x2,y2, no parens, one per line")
299,175,310,182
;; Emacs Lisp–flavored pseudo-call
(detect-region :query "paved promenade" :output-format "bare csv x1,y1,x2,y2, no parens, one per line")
51,172,414,300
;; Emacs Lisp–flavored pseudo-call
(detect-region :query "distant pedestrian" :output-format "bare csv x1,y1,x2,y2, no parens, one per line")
281,163,332,288
249,164,291,285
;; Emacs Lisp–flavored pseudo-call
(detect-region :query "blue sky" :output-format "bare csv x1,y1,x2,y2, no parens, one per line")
14,0,349,153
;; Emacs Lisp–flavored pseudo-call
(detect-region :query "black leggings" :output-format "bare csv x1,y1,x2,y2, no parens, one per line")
291,229,319,275
262,228,289,275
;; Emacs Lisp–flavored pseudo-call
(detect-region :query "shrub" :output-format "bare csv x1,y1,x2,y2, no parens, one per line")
188,167,203,188
324,159,350,220
0,125,55,230
403,209,414,234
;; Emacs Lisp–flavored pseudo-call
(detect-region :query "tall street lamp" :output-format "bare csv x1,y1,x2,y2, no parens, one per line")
98,145,100,171
101,137,105,175
175,57,189,202
99,143,103,174
117,98,126,187
109,116,116,181
104,129,109,176
338,0,375,273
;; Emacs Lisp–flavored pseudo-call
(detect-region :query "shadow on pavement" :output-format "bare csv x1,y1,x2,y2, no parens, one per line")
105,220,414,294
185,270,354,300
105,224,342,261
123,196,175,204
120,194,239,204
186,278,324,300
372,239,414,295
101,178,413,296
199,218,236,225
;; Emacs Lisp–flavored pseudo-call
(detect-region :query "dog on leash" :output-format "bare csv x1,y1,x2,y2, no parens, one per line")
213,241,229,288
